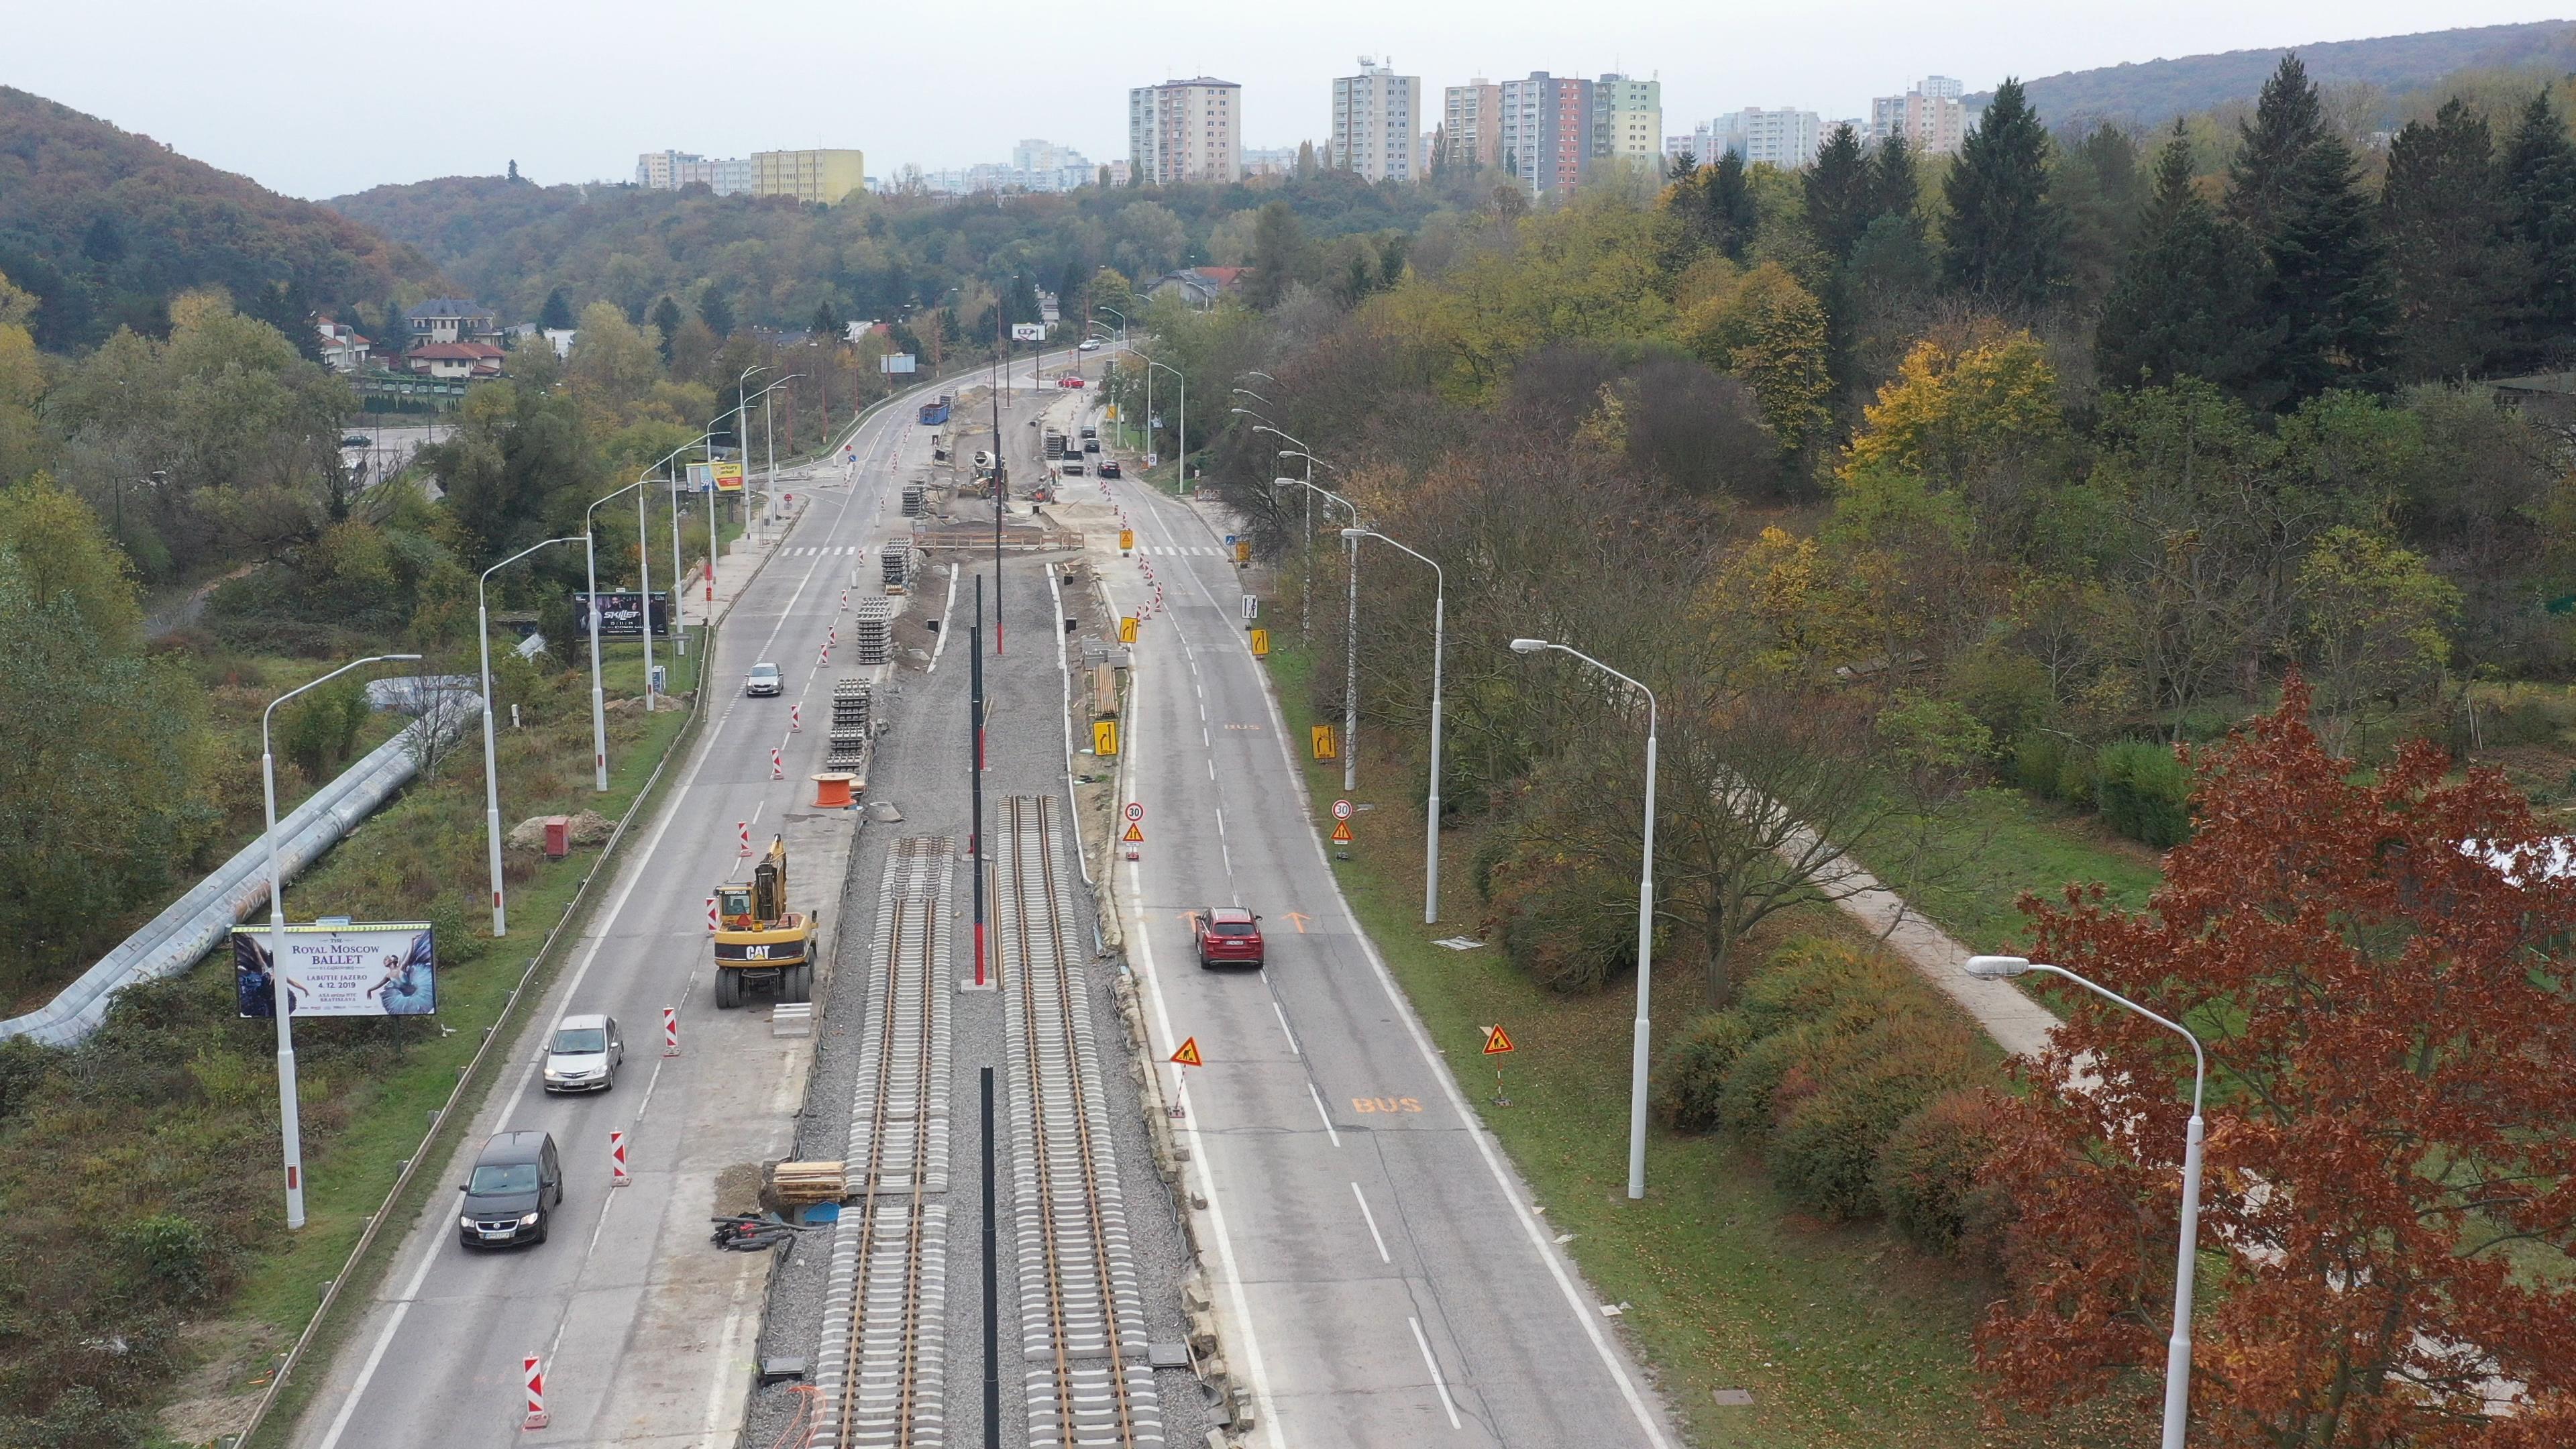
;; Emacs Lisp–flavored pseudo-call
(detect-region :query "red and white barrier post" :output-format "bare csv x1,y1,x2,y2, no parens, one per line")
818,642,830,665
770,747,785,780
610,1130,630,1187
704,895,718,932
523,1355,549,1429
663,1005,681,1054
737,821,751,856
839,589,849,610
790,702,802,733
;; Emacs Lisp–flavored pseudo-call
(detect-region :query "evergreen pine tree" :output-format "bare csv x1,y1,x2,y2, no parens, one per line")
537,287,574,332
2226,55,2326,237
1668,148,1697,180
2382,99,2524,379
2096,127,2277,401
1709,150,1756,262
2264,135,2396,400
698,287,735,339
2502,93,2576,356
1941,78,2063,308
1868,133,1918,225
810,301,841,339
651,296,684,362
1804,124,1874,265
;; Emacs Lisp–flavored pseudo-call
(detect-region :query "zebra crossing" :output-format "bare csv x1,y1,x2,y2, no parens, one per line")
784,544,869,556
1134,545,1222,556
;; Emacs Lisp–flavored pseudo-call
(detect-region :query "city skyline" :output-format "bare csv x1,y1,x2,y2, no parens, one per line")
10,1,2572,198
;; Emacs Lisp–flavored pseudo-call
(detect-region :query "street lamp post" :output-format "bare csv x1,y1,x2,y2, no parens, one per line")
263,651,420,1228
1346,529,1444,923
657,433,716,659
736,377,802,533
1510,638,1657,1201
478,538,580,934
1248,427,1318,646
735,364,768,535
1275,462,1356,788
1139,354,1185,493
1964,954,2208,1449
584,478,655,792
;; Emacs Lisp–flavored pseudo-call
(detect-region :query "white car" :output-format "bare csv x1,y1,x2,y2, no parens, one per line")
541,1014,623,1093
745,661,782,696
1078,338,1102,352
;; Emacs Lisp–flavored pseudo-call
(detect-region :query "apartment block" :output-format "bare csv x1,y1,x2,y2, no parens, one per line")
1705,107,1825,170
1499,72,1591,198
1590,74,1662,169
1441,78,1503,170
1331,57,1421,183
637,150,752,195
749,148,865,204
1129,77,1244,185
1868,76,1966,156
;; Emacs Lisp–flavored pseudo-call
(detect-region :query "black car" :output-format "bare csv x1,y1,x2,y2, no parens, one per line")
458,1130,563,1247
1083,437,1100,452
1098,458,1122,479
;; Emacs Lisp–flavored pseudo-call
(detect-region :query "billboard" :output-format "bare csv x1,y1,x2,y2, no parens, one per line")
574,590,673,637
233,922,437,1018
686,460,747,493
880,352,918,374
1010,323,1045,342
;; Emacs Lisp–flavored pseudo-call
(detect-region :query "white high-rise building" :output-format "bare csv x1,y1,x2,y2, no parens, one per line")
1706,107,1825,170
635,150,751,195
1331,58,1421,183
1129,77,1244,185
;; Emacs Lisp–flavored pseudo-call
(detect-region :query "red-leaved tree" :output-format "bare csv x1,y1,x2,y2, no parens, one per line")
1978,680,2576,1446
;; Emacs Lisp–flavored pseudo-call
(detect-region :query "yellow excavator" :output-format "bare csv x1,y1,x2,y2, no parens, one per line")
712,837,816,1008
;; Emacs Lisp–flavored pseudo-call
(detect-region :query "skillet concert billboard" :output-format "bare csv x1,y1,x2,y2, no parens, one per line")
574,590,673,637
233,923,437,1018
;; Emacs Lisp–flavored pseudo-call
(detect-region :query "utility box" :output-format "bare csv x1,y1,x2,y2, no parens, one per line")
543,816,571,859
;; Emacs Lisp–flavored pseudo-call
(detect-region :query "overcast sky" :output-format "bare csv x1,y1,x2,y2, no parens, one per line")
11,1,2573,199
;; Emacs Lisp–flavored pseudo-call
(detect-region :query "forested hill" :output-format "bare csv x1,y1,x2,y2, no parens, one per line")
0,87,443,351
326,168,1458,331
1970,20,2576,128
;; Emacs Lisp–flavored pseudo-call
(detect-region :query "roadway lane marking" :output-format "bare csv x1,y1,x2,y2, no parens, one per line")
696,1273,754,1448
1127,483,1677,1449
1121,643,1285,1449
320,400,909,1449
1269,998,1298,1055
1307,1083,1342,1146
1352,1182,1392,1264
1409,1316,1464,1431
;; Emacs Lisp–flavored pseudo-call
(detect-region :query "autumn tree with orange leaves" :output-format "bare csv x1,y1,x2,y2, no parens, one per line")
1977,680,2576,1446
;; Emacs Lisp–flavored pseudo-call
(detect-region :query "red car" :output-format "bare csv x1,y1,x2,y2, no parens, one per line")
1195,907,1265,969
1057,375,1086,388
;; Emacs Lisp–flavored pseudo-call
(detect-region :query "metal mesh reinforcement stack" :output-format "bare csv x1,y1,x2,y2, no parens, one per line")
829,679,871,771
901,481,926,517
852,598,894,667
880,541,912,592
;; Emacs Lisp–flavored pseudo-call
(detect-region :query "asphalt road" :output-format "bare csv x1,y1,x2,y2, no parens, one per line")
288,386,936,1449
1089,466,1682,1449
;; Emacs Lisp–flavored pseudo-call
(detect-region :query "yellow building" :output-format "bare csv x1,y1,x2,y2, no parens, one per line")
751,148,866,204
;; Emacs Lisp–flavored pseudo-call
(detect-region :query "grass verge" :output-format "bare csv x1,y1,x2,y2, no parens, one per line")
1866,787,2164,955
1257,644,2139,1448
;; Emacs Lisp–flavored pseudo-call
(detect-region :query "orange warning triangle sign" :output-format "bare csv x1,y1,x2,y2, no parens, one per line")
1330,820,1354,843
1483,1024,1515,1055
1122,821,1145,843
1169,1036,1203,1067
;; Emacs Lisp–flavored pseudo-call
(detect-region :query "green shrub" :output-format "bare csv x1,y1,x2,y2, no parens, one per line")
1736,938,1915,1038
1716,1023,1823,1144
1947,647,2055,744
2012,731,2068,800
1654,1012,1754,1133
276,676,370,783
1875,1087,2002,1257
2094,739,2192,847
113,1214,227,1309
1764,1016,1980,1220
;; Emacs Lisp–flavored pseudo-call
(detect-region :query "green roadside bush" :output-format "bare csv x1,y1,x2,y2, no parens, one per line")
1652,936,2000,1249
1766,1016,1982,1221
2094,739,2192,848
1653,1012,1754,1133
1875,1087,2006,1262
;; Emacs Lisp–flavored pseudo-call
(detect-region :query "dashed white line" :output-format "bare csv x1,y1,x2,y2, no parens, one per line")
1269,998,1299,1055
1409,1316,1464,1430
1352,1182,1392,1264
1307,1082,1342,1147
